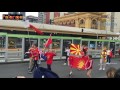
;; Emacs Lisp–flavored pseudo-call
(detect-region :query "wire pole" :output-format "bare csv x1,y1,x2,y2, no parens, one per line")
96,32,98,39
27,27,31,47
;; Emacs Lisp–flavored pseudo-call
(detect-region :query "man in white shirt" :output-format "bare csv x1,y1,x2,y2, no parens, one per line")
64,47,70,65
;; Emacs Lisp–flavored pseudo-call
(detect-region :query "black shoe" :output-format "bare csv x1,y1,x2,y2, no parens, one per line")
69,71,72,77
28,68,30,70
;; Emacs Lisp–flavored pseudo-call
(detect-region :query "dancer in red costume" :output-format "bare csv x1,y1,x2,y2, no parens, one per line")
44,49,56,71
29,44,40,73
85,55,93,78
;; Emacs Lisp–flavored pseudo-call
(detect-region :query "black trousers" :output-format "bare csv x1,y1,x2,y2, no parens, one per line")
107,55,111,63
31,60,39,72
47,64,51,71
65,56,69,63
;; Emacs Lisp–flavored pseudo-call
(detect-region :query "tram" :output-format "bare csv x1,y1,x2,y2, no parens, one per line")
0,32,120,63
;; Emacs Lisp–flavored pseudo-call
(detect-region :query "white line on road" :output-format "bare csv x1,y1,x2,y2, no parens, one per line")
98,63,117,65
98,76,107,78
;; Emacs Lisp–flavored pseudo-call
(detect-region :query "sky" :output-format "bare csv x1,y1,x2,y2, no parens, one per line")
0,12,38,19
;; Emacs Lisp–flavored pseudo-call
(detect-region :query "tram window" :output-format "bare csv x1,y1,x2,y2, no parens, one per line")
97,41,102,50
89,41,96,50
62,39,72,56
110,42,115,50
115,42,120,55
8,37,22,50
52,39,61,56
52,39,61,49
115,42,120,50
103,42,109,49
82,41,88,47
73,39,80,45
40,39,50,49
0,36,6,49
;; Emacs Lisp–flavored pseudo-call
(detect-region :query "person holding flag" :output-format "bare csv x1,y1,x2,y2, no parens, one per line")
43,33,56,71
64,46,70,65
85,55,93,78
44,49,56,71
27,43,35,71
29,44,40,73
68,44,87,77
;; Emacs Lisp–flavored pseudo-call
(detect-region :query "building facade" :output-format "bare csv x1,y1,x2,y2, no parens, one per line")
60,12,68,17
38,12,60,24
106,12,120,33
38,12,45,23
54,12,107,30
20,12,26,17
26,15,38,23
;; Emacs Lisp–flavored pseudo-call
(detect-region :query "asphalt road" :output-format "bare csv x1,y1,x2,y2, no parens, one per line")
0,58,120,78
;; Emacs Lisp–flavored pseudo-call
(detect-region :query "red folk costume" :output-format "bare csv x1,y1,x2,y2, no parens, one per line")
29,48,34,58
32,48,40,61
85,57,93,70
45,52,56,65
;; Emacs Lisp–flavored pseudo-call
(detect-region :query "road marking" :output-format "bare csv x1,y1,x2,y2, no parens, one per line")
98,76,107,78
98,63,117,65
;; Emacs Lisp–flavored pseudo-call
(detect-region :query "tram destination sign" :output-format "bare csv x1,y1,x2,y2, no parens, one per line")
3,14,23,20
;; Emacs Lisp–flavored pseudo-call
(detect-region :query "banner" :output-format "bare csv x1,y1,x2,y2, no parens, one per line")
29,24,43,35
69,56,88,70
44,34,52,48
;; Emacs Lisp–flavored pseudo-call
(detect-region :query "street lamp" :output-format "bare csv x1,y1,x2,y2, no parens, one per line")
96,32,98,39
116,32,120,40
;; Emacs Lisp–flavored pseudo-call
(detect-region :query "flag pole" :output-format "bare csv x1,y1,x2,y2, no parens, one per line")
27,27,31,47
25,19,31,47
43,33,52,50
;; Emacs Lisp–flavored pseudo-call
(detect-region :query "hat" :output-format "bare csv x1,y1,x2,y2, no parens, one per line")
33,67,59,78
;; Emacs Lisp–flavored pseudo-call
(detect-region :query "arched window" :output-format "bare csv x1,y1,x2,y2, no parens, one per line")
91,19,98,29
80,19,84,24
70,20,75,27
79,19,85,28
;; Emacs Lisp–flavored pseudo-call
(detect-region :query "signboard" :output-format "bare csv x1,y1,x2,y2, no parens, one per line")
3,14,23,20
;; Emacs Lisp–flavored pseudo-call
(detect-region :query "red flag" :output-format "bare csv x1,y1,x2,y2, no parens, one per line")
29,24,43,35
68,56,88,70
70,44,81,55
44,34,52,48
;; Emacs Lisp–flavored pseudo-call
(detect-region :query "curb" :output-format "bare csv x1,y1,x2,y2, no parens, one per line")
0,59,64,65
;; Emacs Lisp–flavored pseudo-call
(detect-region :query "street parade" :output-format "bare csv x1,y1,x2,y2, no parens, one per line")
0,12,120,78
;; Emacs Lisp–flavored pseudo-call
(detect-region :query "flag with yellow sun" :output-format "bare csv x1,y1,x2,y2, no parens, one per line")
69,56,88,70
70,44,82,55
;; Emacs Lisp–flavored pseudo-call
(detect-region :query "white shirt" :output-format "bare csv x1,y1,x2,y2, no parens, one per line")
65,49,70,56
107,50,111,55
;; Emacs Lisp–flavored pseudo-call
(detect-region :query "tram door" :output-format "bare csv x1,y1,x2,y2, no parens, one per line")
24,38,38,59
110,42,115,55
62,39,72,56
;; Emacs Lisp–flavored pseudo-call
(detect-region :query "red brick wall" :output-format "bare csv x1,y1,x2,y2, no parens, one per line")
45,12,50,24
54,12,60,18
